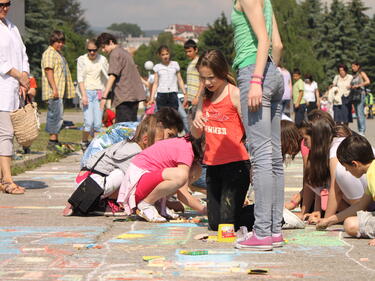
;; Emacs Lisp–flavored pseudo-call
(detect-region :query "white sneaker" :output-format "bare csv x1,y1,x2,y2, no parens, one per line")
136,201,167,223
282,208,305,229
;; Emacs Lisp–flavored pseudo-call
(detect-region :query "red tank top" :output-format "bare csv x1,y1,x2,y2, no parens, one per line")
202,85,249,165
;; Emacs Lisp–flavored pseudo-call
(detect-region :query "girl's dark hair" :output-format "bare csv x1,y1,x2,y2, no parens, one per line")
304,74,313,82
157,45,169,55
303,110,354,187
352,62,362,72
49,30,65,45
154,107,184,133
95,33,117,47
337,135,375,166
281,120,302,161
337,64,348,73
303,110,335,187
196,50,236,99
184,134,203,163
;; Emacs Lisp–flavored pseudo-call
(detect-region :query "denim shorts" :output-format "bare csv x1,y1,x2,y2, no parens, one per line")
46,98,64,134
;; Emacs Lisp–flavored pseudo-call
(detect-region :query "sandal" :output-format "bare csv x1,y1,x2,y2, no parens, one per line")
1,182,25,195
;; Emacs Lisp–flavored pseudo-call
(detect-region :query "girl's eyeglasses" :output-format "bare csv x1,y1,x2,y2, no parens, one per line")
87,49,98,53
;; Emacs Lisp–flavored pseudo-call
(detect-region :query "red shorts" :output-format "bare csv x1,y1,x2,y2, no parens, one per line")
135,170,164,203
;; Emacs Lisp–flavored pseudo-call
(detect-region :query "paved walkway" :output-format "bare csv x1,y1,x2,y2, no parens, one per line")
0,118,374,280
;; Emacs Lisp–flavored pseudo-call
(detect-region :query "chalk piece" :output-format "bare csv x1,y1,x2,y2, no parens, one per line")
194,233,209,240
117,233,146,239
73,244,85,250
143,256,165,261
360,258,369,262
248,268,269,275
180,250,208,255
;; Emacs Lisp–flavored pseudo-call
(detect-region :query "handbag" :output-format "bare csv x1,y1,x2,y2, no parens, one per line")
349,87,363,103
10,95,40,147
68,152,106,215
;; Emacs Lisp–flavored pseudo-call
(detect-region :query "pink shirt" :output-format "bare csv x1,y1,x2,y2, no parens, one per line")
132,137,194,171
301,139,310,157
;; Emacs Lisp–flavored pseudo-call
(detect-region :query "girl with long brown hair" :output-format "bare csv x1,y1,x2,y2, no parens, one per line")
301,110,368,224
192,50,251,231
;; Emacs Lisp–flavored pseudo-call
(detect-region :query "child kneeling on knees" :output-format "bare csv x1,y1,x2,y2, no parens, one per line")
317,134,375,246
117,135,202,222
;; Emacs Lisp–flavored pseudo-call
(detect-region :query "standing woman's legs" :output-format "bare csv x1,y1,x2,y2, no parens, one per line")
270,91,284,235
0,112,24,194
92,90,103,135
238,63,284,238
354,94,366,134
239,64,273,238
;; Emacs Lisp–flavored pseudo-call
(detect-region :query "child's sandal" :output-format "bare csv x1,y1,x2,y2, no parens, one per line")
1,182,25,195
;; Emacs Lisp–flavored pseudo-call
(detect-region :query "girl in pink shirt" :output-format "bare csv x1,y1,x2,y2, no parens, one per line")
117,135,202,222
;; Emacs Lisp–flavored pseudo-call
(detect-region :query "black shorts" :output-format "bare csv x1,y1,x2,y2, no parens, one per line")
156,92,179,111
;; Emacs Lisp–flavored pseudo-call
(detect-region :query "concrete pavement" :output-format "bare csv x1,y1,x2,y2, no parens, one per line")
0,118,374,280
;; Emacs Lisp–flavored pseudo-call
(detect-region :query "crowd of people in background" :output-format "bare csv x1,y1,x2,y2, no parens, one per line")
2,0,375,250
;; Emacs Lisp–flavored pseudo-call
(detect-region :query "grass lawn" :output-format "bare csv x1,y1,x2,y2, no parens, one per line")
12,124,83,176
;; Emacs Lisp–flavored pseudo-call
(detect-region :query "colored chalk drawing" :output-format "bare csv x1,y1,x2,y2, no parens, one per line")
287,229,345,247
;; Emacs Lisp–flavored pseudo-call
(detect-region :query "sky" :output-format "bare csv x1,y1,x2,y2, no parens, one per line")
79,0,374,30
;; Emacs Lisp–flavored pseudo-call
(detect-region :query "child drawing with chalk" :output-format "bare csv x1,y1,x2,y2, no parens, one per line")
117,135,202,222
191,50,251,231
317,135,375,246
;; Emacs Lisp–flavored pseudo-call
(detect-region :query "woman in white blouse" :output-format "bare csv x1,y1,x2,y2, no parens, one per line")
303,74,320,114
0,0,30,194
332,64,353,125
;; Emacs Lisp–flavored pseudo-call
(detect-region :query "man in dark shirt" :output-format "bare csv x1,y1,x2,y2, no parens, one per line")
96,33,146,122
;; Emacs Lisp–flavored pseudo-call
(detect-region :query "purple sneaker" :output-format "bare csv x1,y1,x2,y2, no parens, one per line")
272,233,285,248
235,231,273,251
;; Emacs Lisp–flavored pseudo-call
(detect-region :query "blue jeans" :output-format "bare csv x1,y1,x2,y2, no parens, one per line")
178,99,189,133
83,90,103,132
238,62,284,237
46,98,64,134
353,94,366,134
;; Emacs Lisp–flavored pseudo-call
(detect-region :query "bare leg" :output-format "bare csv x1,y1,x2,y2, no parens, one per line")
0,156,13,183
143,167,188,204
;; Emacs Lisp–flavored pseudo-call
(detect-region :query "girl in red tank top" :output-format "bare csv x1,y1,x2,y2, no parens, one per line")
191,50,252,231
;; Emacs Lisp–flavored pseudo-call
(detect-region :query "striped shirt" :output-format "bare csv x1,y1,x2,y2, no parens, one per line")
186,56,200,102
41,46,75,101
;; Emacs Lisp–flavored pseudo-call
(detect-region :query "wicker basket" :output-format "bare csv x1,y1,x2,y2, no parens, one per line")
10,102,40,147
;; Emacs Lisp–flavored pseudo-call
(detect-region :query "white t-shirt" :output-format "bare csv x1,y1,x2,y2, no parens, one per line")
330,137,369,200
303,81,318,102
154,61,180,93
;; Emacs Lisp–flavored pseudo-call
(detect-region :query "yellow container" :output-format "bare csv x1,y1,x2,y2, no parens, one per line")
217,224,236,242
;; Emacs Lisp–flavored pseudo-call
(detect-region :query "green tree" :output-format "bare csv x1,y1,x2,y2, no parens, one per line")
300,0,323,40
52,0,89,34
273,0,324,84
316,0,358,85
198,13,234,66
24,0,59,76
362,15,375,92
108,22,143,37
347,0,370,66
